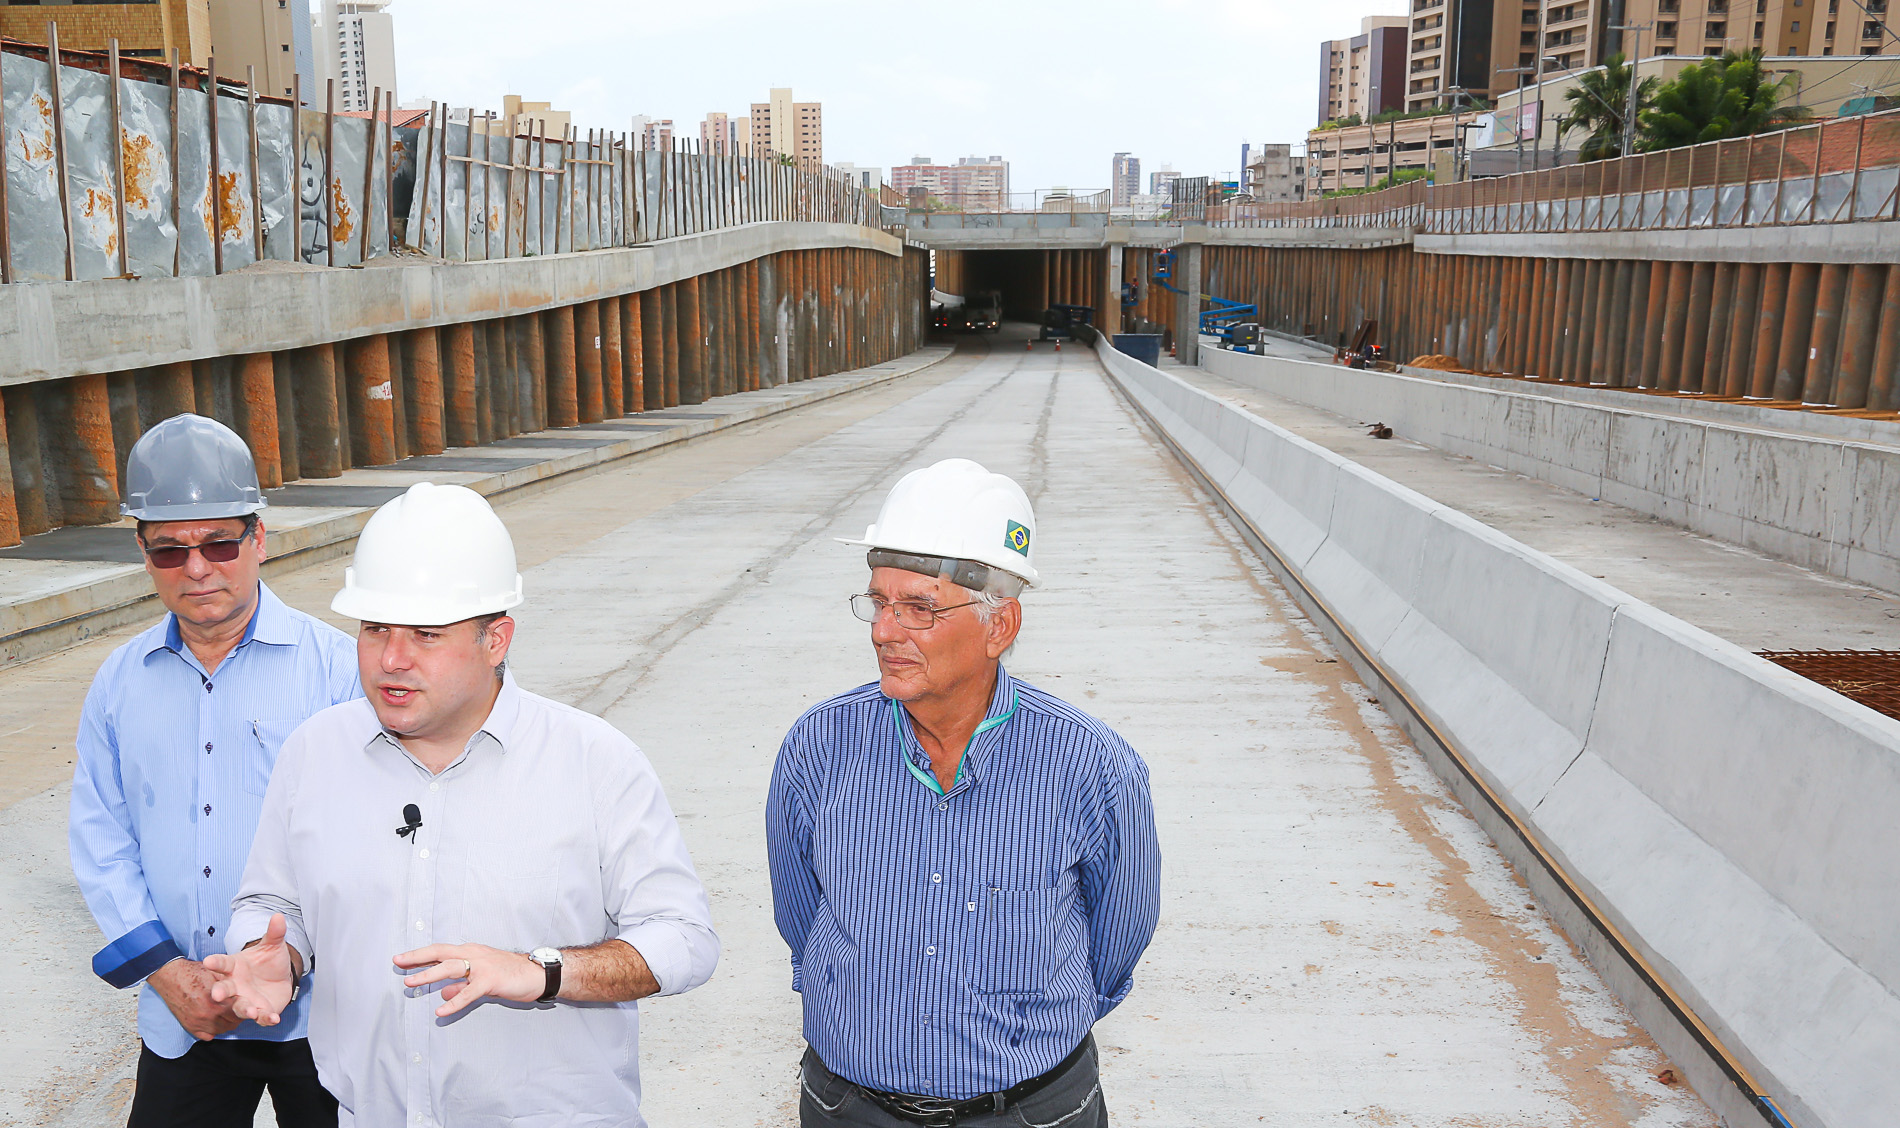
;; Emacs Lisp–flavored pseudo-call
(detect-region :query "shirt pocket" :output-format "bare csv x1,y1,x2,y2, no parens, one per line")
245,719,306,797
968,886,1061,994
459,843,559,951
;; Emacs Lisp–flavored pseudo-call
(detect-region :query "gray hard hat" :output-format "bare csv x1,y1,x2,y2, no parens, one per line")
120,414,268,522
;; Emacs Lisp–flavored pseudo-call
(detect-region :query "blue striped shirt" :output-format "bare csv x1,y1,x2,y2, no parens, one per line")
68,582,361,1058
766,668,1161,1098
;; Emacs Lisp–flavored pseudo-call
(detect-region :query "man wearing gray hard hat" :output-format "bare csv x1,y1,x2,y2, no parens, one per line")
68,414,358,1127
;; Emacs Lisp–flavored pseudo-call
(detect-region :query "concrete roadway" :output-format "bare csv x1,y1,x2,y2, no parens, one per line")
0,325,1713,1126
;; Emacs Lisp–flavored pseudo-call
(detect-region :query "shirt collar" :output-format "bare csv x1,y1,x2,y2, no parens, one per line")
890,665,1020,792
150,581,286,660
370,668,524,761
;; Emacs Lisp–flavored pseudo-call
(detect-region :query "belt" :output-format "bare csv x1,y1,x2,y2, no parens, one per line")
853,1036,1093,1128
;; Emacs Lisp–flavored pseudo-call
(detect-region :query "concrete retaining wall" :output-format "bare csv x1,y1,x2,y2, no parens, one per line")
0,221,904,386
1098,339,1900,1128
1201,347,1900,596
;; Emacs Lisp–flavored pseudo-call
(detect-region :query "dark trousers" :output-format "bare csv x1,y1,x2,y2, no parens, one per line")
129,1039,338,1128
800,1038,1107,1128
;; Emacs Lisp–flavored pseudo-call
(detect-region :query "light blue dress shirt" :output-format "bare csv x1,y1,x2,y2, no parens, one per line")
69,581,361,1058
766,668,1162,1099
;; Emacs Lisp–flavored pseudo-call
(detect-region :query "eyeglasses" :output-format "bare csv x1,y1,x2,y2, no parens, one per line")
143,539,248,569
849,593,979,630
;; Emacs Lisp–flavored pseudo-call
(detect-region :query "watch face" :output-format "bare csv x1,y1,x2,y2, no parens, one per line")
530,947,561,966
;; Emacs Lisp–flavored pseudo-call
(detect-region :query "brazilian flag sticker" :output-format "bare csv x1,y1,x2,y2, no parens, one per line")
1004,520,1031,556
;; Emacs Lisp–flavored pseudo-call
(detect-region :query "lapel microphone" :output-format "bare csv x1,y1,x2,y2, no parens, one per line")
396,803,423,839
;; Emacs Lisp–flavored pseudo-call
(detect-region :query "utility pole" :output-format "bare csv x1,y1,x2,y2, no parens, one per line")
1609,23,1652,157
1497,65,1536,173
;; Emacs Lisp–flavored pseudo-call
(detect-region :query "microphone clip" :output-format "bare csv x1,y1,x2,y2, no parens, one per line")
396,802,423,839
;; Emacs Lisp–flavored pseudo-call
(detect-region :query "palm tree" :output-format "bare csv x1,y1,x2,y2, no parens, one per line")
1564,54,1659,161
1637,50,1811,151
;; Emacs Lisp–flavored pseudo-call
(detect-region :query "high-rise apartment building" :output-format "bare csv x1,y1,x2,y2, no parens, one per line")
749,87,823,163
1111,152,1142,206
890,156,1010,211
701,112,738,155
316,0,396,112
632,115,675,150
1319,15,1409,123
1149,166,1182,196
207,0,316,101
1403,0,1524,111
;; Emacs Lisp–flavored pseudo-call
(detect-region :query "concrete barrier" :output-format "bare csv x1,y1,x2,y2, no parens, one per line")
1200,346,1900,596
1098,339,1900,1128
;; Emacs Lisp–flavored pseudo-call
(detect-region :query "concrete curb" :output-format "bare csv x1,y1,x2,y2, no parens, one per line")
0,345,955,666
1202,346,1900,596
1097,338,1900,1128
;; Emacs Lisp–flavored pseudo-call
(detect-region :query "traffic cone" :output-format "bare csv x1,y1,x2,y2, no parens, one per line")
1054,341,1061,351
1025,339,1032,350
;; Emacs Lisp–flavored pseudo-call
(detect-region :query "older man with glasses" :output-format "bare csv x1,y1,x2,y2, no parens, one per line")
767,458,1162,1128
69,414,359,1127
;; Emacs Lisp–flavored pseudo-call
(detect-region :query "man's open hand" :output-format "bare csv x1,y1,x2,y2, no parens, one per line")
205,913,298,1026
394,943,544,1018
147,959,241,1040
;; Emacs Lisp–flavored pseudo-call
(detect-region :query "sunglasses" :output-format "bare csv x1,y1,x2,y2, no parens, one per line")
143,538,248,569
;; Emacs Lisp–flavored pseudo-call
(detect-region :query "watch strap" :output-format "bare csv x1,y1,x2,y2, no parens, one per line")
535,952,561,1002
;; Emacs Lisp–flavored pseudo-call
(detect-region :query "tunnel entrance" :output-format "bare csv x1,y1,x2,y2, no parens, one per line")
930,247,1182,348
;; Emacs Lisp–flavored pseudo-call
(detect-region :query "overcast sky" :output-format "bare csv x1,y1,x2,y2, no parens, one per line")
391,0,1408,192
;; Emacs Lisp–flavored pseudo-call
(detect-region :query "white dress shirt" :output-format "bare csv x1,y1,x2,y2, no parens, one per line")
229,673,719,1128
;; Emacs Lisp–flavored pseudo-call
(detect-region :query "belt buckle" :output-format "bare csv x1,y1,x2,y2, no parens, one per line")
890,1094,959,1128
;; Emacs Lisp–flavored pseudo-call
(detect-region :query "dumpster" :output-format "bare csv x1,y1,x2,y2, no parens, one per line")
1113,333,1162,367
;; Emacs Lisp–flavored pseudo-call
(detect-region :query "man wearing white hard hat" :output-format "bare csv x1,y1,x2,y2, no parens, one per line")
766,459,1161,1128
208,482,719,1127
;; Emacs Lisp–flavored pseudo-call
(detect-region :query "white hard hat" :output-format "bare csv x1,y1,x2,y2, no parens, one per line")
839,458,1039,589
331,483,523,626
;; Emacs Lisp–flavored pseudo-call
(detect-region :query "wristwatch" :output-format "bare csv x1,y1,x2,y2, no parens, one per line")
528,947,562,1002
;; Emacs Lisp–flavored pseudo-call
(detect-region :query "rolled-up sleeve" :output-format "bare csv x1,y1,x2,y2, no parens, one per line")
597,740,719,997
227,732,313,969
70,671,183,989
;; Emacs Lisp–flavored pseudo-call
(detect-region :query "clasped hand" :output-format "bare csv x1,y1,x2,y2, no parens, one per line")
206,914,549,1021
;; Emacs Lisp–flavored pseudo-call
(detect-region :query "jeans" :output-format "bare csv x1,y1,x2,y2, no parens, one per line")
128,1039,338,1128
799,1038,1107,1128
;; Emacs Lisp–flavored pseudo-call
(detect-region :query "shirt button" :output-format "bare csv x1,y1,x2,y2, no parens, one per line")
203,867,212,877
429,782,440,792
205,742,213,753
412,1053,422,1064
207,925,216,936
936,802,947,812
204,804,212,816
205,683,213,693
930,873,941,883
966,902,976,911
415,921,425,930
925,946,936,956
418,848,430,859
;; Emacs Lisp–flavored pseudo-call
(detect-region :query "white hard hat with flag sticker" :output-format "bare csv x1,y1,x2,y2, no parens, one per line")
839,458,1039,589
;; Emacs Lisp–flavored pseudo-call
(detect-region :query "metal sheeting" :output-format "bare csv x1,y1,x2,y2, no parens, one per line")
1,46,392,281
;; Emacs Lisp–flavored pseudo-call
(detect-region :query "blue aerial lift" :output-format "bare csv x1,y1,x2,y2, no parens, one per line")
1150,250,1260,350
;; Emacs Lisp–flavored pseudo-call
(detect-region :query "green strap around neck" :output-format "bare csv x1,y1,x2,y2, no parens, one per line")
890,691,1020,797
